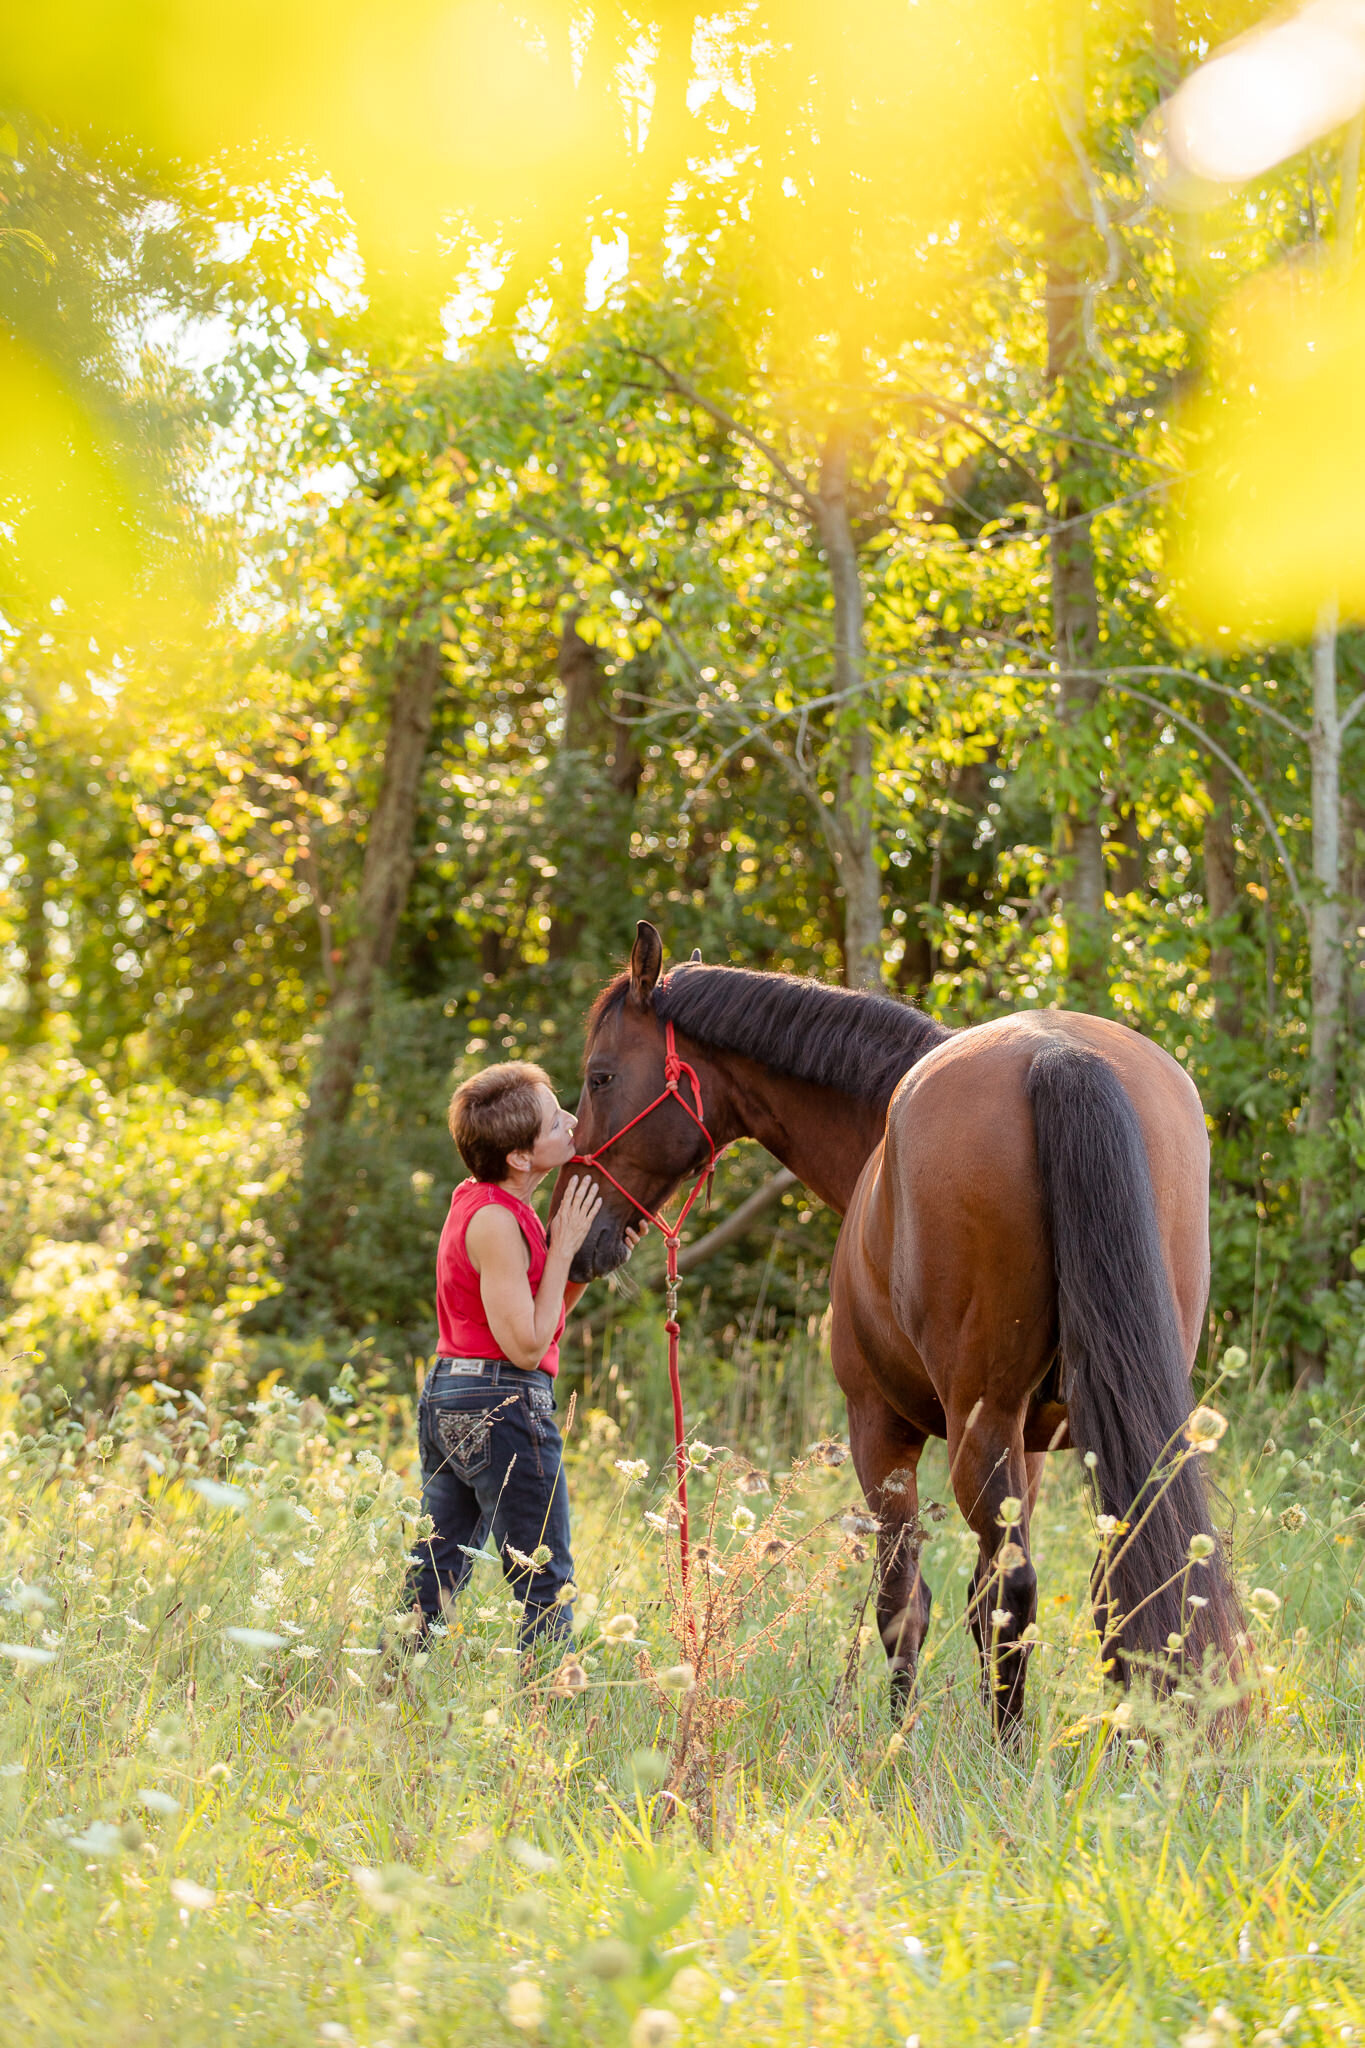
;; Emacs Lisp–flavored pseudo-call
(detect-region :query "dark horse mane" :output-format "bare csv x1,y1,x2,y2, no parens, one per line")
588,964,950,1107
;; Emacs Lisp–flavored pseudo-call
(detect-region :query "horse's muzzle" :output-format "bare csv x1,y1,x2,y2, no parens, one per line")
569,1210,634,1284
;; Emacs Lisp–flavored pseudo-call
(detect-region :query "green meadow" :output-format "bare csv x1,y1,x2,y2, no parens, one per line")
4,1359,1365,2048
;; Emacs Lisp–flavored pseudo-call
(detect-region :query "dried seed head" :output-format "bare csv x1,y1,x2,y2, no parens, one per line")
1248,1586,1281,1619
1279,1504,1307,1533
1187,1532,1216,1561
997,1542,1026,1571
601,1612,639,1645
997,1496,1023,1528
629,2011,682,2048
808,1438,850,1467
737,1467,770,1496
1186,1405,1228,1453
730,1505,756,1535
548,1657,589,1698
659,1662,695,1694
505,1980,545,2031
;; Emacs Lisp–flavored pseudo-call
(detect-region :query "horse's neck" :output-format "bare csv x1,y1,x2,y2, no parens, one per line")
716,1055,888,1216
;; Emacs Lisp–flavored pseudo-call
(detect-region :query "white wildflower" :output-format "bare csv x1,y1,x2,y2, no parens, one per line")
170,1878,217,1911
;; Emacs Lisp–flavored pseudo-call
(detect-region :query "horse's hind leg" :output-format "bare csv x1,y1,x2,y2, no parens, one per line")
947,1396,1038,1736
846,1392,931,1720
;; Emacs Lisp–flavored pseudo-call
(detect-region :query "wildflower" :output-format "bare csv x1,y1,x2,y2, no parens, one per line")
601,1613,639,1645
66,1821,126,1858
353,1865,415,1913
998,1496,1023,1528
1095,1514,1127,1538
629,2012,682,2048
997,1543,1026,1571
223,1627,287,1652
1248,1587,1281,1619
670,1965,713,2008
1187,1594,1208,1611
1186,1406,1228,1453
1020,1622,1042,1645
1109,1701,1134,1730
687,1441,714,1466
482,1709,501,1728
138,1790,181,1816
292,1550,317,1567
990,1608,1012,1628
1187,1533,1216,1562
509,1837,558,1874
553,1581,578,1606
505,1981,545,2032
1221,1345,1248,1376
1083,1450,1098,1469
1279,1504,1308,1533
731,1505,756,1535
548,1658,589,1698
0,1642,56,1667
291,1645,322,1660
644,1507,679,1533
659,1663,695,1694
191,1477,247,1511
505,1545,537,1572
170,1878,217,1912
615,1458,649,1483
903,1934,927,1958
808,1439,850,1467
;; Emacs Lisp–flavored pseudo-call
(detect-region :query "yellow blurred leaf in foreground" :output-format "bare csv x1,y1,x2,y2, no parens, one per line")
1176,270,1365,642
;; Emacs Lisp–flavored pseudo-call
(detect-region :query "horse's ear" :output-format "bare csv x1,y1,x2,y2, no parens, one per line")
628,920,664,1010
689,948,702,964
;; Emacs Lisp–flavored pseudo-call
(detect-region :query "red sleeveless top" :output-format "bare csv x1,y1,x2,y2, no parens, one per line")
435,1180,563,1377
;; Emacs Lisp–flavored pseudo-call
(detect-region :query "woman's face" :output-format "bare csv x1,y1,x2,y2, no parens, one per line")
523,1084,578,1173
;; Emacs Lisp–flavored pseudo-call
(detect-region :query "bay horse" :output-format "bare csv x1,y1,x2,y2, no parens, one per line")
554,922,1242,1732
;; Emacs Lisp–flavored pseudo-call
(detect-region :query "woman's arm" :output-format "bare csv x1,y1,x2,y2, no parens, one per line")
465,1179,601,1370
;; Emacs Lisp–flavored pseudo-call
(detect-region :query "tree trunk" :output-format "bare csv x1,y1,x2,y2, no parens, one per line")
1295,602,1346,1384
1203,719,1245,1043
15,785,55,1047
547,616,643,962
816,427,882,990
1047,14,1109,1012
303,640,443,1141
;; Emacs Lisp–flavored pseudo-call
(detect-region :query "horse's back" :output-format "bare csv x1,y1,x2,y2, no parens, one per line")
841,1010,1210,1423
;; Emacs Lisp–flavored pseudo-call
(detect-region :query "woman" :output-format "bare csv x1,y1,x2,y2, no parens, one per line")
408,1059,643,1648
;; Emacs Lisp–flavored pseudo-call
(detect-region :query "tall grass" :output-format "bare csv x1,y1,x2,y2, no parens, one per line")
2,1356,1365,2046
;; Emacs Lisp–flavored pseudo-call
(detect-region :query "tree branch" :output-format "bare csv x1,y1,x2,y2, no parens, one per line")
622,347,818,515
1101,681,1308,925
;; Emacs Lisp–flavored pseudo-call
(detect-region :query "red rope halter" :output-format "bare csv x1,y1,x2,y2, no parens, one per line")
570,1012,716,1644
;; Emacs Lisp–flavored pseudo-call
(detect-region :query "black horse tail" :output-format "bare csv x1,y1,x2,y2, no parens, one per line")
1025,1040,1242,1685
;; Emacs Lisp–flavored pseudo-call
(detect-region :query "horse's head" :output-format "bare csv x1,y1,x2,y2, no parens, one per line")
553,922,718,1281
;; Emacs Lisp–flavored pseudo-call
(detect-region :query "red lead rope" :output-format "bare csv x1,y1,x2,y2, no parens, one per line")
570,1017,715,1650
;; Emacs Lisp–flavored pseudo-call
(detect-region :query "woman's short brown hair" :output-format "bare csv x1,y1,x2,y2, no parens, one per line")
448,1061,554,1183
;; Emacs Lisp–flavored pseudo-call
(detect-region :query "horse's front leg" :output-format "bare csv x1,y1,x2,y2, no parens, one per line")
947,1396,1038,1738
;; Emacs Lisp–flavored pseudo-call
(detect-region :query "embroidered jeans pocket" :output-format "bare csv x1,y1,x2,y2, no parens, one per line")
434,1405,496,1478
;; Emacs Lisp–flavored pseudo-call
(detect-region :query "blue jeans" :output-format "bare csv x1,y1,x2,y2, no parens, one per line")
409,1358,574,1649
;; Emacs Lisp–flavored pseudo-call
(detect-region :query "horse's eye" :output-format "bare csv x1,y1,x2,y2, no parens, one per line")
589,1072,613,1091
